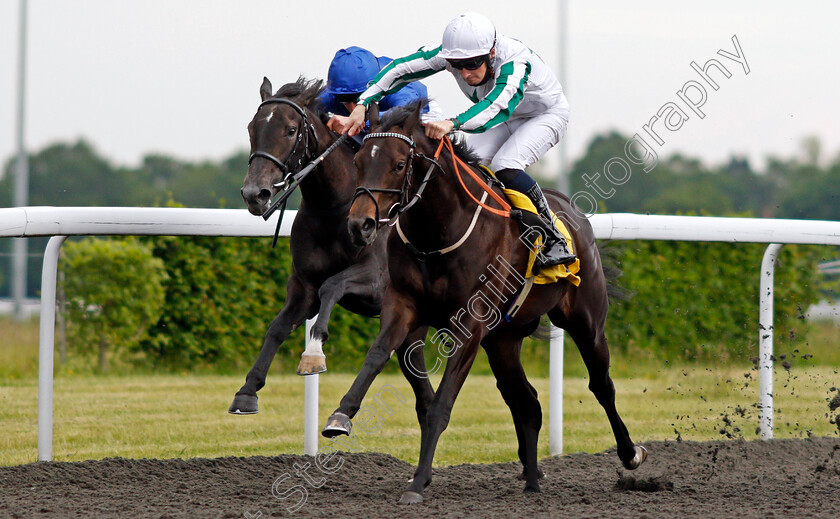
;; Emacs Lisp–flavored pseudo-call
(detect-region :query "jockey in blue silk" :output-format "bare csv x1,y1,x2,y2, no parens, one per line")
319,46,442,145
337,13,576,267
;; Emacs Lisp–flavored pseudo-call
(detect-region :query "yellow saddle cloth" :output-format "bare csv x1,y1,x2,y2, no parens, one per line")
501,188,582,287
472,165,581,286
502,189,580,286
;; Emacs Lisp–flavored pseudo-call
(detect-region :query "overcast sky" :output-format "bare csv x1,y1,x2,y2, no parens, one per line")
1,1,839,181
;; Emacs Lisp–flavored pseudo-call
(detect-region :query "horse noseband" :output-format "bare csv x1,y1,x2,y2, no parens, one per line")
248,150,288,174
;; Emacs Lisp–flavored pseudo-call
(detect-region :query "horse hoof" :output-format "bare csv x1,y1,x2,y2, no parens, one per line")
322,412,352,438
297,354,327,376
517,468,545,481
228,394,258,415
623,445,648,470
523,484,541,494
399,491,424,505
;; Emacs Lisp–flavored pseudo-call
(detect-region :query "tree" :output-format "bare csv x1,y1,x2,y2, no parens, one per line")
61,238,167,372
776,161,840,220
570,131,673,214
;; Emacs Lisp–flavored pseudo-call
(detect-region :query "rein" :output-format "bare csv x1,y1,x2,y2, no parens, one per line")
435,135,512,218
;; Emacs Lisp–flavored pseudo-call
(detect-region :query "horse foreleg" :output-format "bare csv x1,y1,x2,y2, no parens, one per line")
401,334,482,504
229,275,316,414
298,263,383,375
322,297,417,437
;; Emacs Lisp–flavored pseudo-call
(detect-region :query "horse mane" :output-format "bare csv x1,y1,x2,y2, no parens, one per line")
273,76,325,107
379,100,483,166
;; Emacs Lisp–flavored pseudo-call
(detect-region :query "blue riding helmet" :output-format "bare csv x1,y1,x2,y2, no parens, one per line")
325,46,380,95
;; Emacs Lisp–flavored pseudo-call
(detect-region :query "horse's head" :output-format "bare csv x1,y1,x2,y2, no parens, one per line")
348,102,424,246
241,77,323,216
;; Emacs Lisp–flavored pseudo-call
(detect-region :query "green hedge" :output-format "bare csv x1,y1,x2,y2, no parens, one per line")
604,240,822,362
137,235,380,373
58,235,826,373
61,237,167,372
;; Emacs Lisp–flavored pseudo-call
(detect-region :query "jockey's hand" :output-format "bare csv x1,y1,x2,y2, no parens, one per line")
326,114,351,133
424,119,455,140
336,104,367,136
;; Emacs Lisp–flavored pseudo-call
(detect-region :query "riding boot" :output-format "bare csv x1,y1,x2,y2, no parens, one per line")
522,184,577,267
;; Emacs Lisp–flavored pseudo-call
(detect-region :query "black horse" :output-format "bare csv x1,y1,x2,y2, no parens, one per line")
323,102,647,503
231,78,433,417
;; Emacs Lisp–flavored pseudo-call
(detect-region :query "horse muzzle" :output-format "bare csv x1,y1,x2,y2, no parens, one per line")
241,185,272,216
348,215,378,247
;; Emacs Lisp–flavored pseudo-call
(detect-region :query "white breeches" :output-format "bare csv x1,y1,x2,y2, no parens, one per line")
464,103,569,171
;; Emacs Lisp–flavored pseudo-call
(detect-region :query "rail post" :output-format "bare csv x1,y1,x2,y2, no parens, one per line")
549,325,564,455
759,243,783,439
304,317,319,455
38,235,67,461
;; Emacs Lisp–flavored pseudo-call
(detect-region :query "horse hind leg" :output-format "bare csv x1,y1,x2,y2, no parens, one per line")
550,309,647,470
484,331,544,492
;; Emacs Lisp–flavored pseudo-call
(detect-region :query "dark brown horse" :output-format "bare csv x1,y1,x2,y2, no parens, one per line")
322,102,647,503
232,78,433,417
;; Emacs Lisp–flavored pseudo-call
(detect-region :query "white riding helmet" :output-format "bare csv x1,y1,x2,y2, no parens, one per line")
439,12,496,60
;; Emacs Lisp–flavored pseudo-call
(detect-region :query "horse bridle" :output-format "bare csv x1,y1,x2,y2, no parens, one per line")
248,98,320,186
356,131,489,296
352,131,440,226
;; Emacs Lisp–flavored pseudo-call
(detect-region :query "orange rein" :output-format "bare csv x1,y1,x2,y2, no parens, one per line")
434,136,511,218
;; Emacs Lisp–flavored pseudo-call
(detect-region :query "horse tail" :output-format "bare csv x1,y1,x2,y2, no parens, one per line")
598,240,633,303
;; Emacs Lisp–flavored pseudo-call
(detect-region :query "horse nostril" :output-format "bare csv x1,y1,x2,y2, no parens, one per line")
362,218,376,233
257,189,271,204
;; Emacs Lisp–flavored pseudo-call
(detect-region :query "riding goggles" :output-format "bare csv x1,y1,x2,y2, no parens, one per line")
446,55,488,70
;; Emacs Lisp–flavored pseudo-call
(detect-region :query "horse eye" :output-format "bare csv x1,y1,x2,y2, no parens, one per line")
395,161,406,172
288,127,297,136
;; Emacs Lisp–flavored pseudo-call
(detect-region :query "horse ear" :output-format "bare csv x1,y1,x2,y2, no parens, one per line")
368,103,380,128
403,102,422,134
260,77,272,101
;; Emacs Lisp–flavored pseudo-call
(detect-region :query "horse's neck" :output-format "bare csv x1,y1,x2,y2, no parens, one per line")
298,134,355,213
402,154,487,249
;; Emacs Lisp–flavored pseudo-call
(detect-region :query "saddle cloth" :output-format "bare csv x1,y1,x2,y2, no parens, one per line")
500,188,581,287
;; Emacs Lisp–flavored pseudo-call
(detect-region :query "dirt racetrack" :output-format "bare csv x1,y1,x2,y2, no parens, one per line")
1,437,839,518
